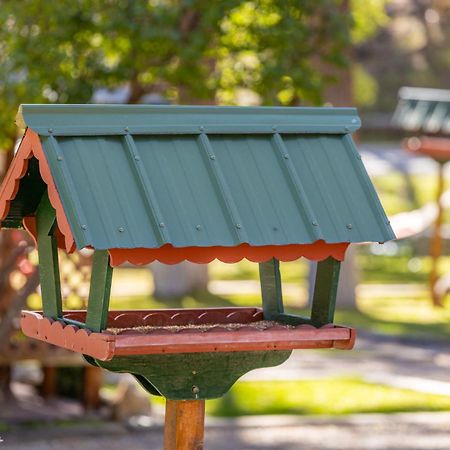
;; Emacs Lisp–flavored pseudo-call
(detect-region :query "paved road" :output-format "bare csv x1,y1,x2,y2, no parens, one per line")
3,412,450,450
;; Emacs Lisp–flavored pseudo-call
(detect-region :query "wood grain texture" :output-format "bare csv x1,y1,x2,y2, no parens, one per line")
164,400,205,450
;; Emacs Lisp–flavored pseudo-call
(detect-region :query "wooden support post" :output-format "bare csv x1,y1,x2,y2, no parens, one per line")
36,192,63,319
259,258,284,320
430,162,445,307
41,366,57,398
310,257,341,327
164,399,205,450
83,366,103,410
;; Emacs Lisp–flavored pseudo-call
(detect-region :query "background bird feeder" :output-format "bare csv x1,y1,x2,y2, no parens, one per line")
0,104,394,448
393,87,450,306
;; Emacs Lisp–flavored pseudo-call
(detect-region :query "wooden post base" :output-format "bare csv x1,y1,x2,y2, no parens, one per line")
164,399,205,450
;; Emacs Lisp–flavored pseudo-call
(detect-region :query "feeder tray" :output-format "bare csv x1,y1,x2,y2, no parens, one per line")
21,307,355,361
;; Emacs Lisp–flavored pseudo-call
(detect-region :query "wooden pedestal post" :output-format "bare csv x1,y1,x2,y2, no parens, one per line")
430,162,445,306
164,399,205,450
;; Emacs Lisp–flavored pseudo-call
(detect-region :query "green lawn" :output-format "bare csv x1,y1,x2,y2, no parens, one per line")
149,377,450,417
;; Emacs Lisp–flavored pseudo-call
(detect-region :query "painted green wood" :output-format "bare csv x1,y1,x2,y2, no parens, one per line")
393,87,450,136
310,257,341,327
94,351,291,400
36,192,62,319
85,250,113,332
5,104,396,250
259,259,284,320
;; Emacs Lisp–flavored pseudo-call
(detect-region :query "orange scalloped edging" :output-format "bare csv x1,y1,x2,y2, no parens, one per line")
21,311,115,360
108,241,349,266
0,129,75,252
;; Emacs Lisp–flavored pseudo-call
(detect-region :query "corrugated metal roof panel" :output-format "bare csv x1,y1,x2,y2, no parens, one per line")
4,104,394,251
17,104,361,135
392,87,450,136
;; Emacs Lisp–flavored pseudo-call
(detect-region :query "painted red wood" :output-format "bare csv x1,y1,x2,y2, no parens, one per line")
405,136,450,162
21,309,355,361
108,241,349,265
0,129,75,252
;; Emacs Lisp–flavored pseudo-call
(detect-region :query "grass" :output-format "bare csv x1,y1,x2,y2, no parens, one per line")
150,377,450,417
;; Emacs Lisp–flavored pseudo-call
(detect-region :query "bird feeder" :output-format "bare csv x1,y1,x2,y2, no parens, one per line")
393,87,450,306
0,104,394,447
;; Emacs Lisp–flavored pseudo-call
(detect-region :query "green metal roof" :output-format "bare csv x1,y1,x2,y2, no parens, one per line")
392,87,450,136
9,104,394,249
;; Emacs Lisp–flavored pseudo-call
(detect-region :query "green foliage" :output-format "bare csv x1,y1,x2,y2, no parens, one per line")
351,0,389,44
0,0,389,150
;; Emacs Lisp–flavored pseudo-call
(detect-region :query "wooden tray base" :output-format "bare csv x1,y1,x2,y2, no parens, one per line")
21,307,355,361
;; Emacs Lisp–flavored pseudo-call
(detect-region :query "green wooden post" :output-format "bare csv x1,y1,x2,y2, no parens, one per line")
36,192,62,319
259,258,284,320
85,250,113,332
310,257,341,327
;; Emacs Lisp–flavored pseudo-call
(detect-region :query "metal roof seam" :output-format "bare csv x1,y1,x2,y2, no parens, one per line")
342,134,395,241
43,135,90,248
271,132,324,242
123,133,169,246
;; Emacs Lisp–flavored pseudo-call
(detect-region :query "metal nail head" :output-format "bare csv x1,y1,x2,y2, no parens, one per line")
196,225,201,230
312,221,318,226
346,223,353,230
57,156,63,161
192,385,200,395
236,223,241,229
159,222,165,228
118,227,125,232
81,224,87,230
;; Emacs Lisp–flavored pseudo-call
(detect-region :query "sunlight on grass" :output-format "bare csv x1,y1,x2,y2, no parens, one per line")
152,377,450,417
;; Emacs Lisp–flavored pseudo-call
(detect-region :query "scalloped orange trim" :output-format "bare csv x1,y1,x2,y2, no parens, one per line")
21,311,115,360
0,129,75,252
108,241,349,266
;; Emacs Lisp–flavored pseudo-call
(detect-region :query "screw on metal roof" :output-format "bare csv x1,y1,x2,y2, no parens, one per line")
346,223,353,230
57,156,63,161
118,227,125,232
81,225,87,230
196,225,201,230
159,222,165,228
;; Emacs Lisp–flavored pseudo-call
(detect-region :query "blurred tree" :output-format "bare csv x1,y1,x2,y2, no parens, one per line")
0,0,389,304
355,0,450,113
0,0,391,151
